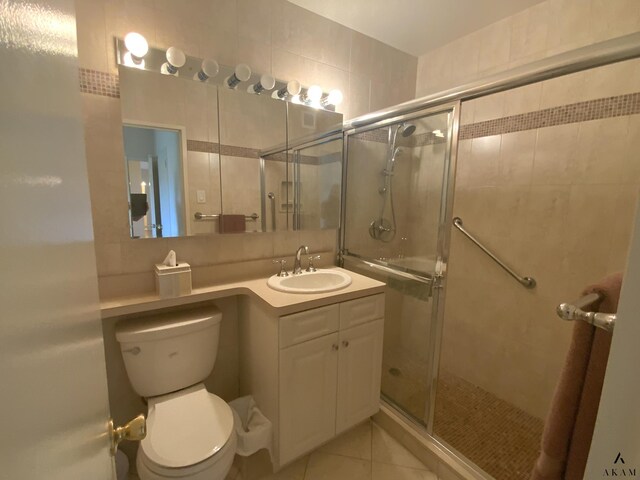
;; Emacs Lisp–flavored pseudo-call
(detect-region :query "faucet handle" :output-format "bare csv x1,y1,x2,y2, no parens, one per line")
272,259,289,277
306,255,321,272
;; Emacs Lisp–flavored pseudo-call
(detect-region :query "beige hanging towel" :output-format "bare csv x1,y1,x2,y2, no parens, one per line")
530,272,622,480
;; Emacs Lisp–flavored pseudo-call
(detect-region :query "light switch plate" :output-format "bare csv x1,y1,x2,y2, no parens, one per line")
196,190,206,203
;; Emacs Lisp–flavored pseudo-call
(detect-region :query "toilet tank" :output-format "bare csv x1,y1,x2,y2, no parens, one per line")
115,306,222,398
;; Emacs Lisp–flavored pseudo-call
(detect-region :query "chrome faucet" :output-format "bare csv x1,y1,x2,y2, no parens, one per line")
293,245,309,275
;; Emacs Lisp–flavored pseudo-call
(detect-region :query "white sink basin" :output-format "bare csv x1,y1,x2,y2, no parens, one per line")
267,269,352,294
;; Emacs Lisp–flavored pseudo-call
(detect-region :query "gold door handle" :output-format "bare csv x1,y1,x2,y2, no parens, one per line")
109,414,146,455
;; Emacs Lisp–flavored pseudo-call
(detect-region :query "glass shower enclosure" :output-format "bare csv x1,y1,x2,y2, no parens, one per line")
340,104,457,428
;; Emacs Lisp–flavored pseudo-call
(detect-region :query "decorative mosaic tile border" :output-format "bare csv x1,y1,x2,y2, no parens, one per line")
351,128,446,147
265,152,289,162
219,144,260,159
186,141,259,158
79,68,120,98
186,140,219,154
354,129,389,143
460,91,640,139
404,132,447,147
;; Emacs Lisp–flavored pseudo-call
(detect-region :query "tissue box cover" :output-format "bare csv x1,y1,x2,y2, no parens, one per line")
154,262,192,298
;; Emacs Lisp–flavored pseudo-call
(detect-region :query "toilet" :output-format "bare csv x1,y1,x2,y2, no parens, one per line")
116,306,236,480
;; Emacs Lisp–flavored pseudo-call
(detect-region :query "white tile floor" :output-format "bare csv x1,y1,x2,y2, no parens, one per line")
228,421,438,480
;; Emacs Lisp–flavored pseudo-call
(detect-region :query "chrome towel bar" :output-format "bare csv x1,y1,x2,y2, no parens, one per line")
556,292,616,333
194,212,259,221
452,217,536,289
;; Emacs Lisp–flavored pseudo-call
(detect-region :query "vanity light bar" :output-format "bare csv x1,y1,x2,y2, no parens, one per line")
114,36,340,111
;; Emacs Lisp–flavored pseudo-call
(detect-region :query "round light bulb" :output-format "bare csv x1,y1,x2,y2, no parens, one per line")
287,80,301,96
124,32,148,58
250,74,276,94
307,85,323,102
260,74,276,91
327,89,343,106
166,47,186,68
202,59,219,77
195,59,219,81
235,63,252,82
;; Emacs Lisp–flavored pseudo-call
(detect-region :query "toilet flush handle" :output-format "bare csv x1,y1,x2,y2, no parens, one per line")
109,414,147,456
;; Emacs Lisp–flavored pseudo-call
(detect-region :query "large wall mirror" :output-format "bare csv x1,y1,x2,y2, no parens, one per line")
119,64,343,239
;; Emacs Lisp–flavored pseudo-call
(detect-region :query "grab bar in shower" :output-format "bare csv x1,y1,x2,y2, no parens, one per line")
194,212,259,221
452,217,536,289
556,292,615,332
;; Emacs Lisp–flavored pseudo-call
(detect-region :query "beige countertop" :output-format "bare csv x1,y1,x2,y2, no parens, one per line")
100,267,385,319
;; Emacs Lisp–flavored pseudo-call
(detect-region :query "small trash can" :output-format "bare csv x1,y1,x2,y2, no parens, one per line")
229,395,273,460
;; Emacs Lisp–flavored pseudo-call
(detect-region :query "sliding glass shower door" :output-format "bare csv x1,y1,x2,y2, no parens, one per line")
341,106,456,426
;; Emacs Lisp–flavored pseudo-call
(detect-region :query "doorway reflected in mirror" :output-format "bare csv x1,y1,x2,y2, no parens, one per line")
123,125,185,238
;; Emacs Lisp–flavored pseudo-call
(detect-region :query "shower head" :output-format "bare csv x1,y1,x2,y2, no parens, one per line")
399,122,416,137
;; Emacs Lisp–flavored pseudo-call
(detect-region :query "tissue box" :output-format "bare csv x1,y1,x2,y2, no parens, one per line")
154,262,192,298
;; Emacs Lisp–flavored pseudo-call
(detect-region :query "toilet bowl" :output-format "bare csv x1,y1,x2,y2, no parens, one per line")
116,307,235,480
136,384,236,480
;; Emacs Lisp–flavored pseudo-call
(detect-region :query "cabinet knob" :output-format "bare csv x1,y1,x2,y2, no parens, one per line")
332,344,339,351
342,340,350,348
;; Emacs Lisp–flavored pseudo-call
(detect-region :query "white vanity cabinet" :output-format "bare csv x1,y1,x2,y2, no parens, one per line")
238,293,385,468
279,330,339,462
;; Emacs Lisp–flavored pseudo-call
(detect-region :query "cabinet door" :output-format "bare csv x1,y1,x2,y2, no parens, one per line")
336,319,384,434
279,333,339,465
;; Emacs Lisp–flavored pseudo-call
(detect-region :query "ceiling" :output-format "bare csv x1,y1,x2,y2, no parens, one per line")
288,0,545,57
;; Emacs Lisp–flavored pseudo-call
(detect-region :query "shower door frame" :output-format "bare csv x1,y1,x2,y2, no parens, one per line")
339,100,461,437
336,33,640,480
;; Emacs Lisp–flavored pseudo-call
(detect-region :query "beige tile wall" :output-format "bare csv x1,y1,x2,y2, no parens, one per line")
411,0,640,426
416,0,640,97
343,117,449,263
76,0,417,298
343,136,408,259
440,61,640,421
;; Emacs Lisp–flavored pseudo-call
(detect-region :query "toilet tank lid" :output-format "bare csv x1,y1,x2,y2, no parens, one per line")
115,307,222,343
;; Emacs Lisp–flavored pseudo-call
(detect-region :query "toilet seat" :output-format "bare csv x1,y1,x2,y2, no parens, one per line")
141,383,234,470
137,431,237,479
